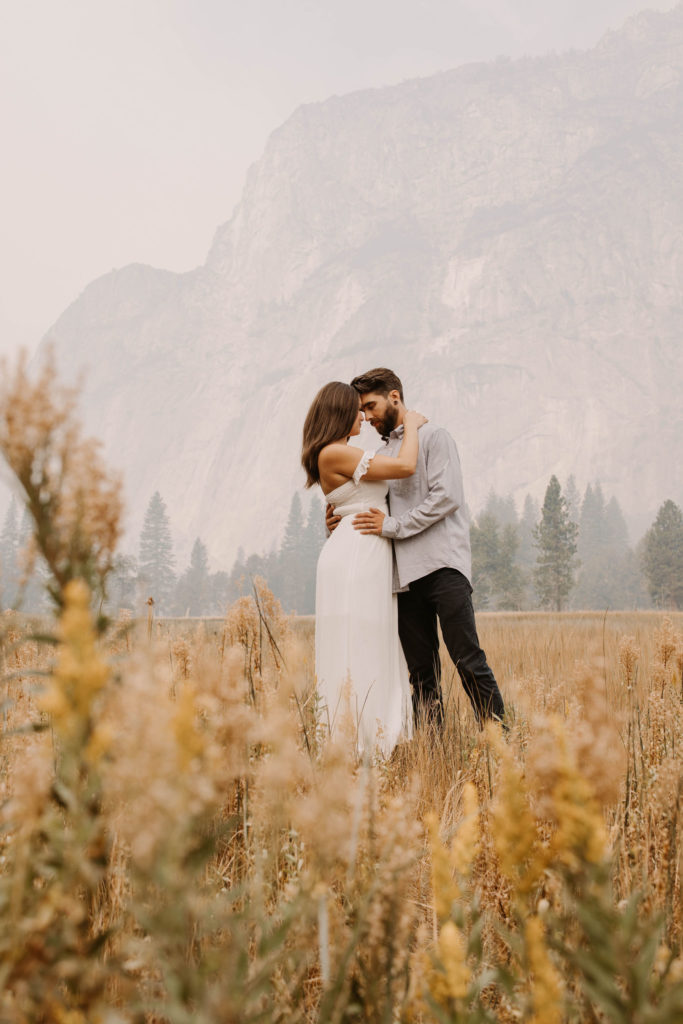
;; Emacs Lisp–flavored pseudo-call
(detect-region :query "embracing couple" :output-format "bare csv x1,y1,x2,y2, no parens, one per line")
301,367,505,757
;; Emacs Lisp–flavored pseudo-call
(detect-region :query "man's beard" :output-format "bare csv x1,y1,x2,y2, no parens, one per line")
377,402,400,437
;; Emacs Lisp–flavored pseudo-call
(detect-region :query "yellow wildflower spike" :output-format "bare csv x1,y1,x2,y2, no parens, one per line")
525,915,563,1024
430,920,471,1004
173,682,204,769
487,725,547,894
426,811,460,924
39,579,109,747
450,781,480,878
547,718,607,868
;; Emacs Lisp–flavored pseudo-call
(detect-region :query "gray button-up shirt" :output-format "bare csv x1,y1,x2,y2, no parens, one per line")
381,422,472,592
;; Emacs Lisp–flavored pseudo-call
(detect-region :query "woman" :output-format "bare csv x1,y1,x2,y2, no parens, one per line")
302,381,426,756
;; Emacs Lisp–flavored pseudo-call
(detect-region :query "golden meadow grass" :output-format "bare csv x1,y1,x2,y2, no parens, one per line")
0,359,682,1022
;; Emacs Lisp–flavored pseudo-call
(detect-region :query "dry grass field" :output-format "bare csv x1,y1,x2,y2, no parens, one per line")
1,599,682,1022
0,357,682,1022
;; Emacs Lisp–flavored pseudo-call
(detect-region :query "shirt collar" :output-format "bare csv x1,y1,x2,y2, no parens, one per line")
388,424,404,440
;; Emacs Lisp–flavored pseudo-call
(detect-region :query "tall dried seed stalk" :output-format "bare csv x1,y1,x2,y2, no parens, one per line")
0,349,122,615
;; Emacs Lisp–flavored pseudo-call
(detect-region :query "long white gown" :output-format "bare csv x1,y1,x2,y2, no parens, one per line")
315,450,413,757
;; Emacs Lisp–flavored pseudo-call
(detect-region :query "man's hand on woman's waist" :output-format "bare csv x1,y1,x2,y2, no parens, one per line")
352,508,386,536
325,503,341,534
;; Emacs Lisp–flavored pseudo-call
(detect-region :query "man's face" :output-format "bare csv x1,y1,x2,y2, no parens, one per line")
359,390,400,436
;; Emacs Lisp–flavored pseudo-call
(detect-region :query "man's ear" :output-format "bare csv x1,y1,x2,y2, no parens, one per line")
388,389,401,404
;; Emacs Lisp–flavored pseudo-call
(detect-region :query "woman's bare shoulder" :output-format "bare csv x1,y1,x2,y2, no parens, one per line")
320,442,351,457
319,443,363,469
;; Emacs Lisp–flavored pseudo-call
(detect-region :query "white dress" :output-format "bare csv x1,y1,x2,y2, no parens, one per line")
315,450,413,757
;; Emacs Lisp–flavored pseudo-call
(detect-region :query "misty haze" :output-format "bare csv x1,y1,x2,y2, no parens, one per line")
3,2,677,611
1,4,683,1021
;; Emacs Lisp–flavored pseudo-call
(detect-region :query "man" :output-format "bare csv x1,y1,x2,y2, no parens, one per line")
327,367,505,728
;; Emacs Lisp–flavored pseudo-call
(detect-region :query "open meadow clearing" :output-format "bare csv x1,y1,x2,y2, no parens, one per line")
1,601,682,1022
0,358,681,1021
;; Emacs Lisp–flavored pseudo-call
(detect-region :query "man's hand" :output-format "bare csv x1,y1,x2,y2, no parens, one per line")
325,503,341,534
353,508,386,535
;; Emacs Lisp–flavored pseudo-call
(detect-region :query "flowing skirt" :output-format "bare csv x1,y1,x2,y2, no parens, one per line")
315,515,412,757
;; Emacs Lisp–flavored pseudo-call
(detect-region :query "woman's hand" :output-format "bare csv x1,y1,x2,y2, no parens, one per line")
404,409,428,429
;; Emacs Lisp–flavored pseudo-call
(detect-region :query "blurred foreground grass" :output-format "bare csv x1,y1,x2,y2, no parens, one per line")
1,602,682,1023
0,354,682,1022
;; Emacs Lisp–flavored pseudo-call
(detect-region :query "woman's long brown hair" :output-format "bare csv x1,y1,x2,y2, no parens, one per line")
302,381,360,487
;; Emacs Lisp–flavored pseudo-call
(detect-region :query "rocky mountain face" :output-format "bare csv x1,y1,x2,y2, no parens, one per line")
43,5,683,568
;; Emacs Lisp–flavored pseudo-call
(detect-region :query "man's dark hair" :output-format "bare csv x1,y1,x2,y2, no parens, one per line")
350,368,404,403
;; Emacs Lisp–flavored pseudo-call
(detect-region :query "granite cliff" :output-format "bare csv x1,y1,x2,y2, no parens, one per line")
43,5,683,565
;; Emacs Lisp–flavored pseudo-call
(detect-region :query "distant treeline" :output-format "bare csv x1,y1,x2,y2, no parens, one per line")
1,479,682,616
256,476,681,614
471,477,642,612
0,490,326,619
474,476,683,611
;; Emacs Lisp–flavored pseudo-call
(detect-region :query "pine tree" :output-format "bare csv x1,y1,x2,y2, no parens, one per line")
573,483,607,608
174,538,211,616
518,495,539,569
279,493,307,613
0,498,19,608
483,490,518,528
604,497,647,607
106,554,138,615
533,476,578,611
471,511,524,610
518,494,539,607
605,496,629,551
302,496,327,614
227,548,250,605
574,485,643,609
578,483,607,560
497,523,525,609
564,474,581,527
209,570,231,613
138,492,176,614
263,547,283,603
642,500,683,609
470,511,499,609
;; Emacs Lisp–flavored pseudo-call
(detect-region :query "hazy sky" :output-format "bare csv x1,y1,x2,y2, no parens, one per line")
1,0,675,358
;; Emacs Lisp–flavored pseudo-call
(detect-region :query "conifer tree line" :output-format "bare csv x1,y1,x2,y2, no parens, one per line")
1,482,682,616
470,476,682,611
101,490,327,617
0,490,328,617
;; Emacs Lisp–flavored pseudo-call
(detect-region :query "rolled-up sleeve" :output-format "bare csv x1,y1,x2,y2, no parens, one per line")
381,428,464,540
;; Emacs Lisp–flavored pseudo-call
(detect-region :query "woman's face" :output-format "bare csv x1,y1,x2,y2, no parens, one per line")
349,402,364,437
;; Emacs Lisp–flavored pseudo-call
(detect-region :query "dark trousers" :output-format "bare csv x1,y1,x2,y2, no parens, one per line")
397,568,505,727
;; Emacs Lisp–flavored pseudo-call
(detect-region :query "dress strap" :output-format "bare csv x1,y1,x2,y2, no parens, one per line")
352,449,376,485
